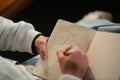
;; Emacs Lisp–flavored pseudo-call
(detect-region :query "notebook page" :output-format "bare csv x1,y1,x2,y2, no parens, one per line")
32,19,96,80
87,31,120,80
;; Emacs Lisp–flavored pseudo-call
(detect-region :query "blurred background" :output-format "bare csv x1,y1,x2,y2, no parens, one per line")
0,0,120,62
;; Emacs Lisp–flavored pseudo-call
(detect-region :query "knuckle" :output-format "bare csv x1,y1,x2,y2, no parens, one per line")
40,40,45,45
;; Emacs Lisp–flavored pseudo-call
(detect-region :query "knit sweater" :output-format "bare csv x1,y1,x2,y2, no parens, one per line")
0,16,81,80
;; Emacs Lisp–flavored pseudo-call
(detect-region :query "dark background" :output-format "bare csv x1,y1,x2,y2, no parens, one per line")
1,0,120,63
12,0,120,36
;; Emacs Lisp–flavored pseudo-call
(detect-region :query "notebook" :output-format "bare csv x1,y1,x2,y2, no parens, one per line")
32,19,120,80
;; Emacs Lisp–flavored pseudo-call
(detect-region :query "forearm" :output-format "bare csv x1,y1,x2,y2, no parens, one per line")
0,16,41,54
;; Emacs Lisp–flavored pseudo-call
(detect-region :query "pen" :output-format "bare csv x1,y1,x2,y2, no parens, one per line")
65,47,79,56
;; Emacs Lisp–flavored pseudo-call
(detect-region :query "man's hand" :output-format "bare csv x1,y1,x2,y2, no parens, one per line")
57,45,89,79
35,35,48,60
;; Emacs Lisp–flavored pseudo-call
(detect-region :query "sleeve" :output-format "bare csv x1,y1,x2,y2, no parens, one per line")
0,16,42,54
59,74,82,80
0,56,39,80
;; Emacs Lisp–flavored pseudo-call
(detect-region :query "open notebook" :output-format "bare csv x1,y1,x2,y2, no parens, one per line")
32,19,120,80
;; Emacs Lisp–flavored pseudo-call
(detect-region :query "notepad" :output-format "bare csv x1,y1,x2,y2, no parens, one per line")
32,19,120,80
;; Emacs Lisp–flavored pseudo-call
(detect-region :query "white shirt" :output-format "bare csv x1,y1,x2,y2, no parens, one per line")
0,16,81,80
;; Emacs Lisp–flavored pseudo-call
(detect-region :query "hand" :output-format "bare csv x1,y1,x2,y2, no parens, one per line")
57,45,89,79
83,67,95,80
35,35,48,60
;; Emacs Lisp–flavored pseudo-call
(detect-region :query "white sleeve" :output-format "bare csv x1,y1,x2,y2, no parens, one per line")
0,16,41,54
0,56,39,80
59,74,82,80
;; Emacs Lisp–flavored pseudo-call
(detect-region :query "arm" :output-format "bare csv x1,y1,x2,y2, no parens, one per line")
0,16,48,60
0,16,40,54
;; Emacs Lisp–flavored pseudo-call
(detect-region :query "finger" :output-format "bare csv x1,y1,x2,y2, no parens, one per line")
56,50,64,59
65,46,80,56
39,37,48,60
64,45,73,53
39,43,47,60
37,48,47,60
56,50,66,73
57,50,67,64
